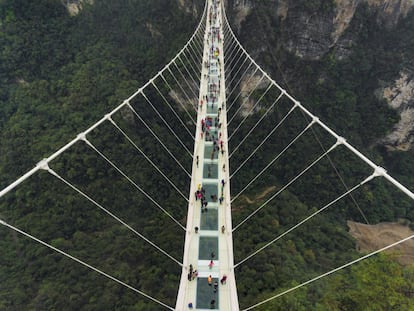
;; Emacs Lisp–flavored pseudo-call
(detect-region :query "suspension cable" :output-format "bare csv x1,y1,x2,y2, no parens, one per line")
226,50,249,86
0,0,208,200
151,80,196,137
177,55,199,90
235,173,377,268
181,48,202,81
166,67,197,111
228,82,273,138
232,136,342,208
232,131,341,233
184,44,203,74
224,38,241,70
227,67,261,112
0,218,175,310
230,103,298,179
224,43,242,76
228,73,266,120
80,136,186,231
173,61,198,99
226,61,254,96
234,142,362,265
225,45,245,77
107,118,189,202
141,91,193,158
229,91,285,158
126,103,191,177
159,72,197,116
241,228,414,311
43,162,185,262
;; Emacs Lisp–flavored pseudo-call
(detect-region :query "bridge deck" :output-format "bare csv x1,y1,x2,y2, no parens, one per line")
175,0,239,310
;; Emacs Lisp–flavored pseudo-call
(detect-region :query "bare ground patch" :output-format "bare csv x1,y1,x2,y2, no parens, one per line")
348,220,414,265
232,186,278,212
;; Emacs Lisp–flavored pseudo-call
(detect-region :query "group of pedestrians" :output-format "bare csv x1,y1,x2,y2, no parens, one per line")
188,1,231,309
195,185,209,213
187,264,199,281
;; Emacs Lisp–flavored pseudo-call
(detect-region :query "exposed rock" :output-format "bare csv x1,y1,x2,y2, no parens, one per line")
63,0,94,16
282,0,414,60
229,0,414,60
332,0,359,44
223,0,255,31
169,89,197,115
120,106,135,125
238,72,270,116
283,7,335,60
146,22,162,38
366,0,414,27
382,71,414,150
177,0,202,17
276,0,289,20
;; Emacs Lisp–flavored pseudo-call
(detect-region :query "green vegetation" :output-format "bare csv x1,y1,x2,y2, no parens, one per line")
0,0,201,309
227,1,414,310
0,0,413,310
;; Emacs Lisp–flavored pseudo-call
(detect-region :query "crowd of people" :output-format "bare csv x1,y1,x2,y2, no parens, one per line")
188,0,230,309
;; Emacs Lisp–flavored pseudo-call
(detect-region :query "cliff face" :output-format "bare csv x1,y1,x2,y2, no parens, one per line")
65,0,202,17
382,71,414,151
229,0,414,60
64,0,94,16
178,0,203,17
226,0,414,150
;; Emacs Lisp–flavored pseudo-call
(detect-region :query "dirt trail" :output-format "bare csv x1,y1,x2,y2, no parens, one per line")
348,220,414,265
240,186,277,204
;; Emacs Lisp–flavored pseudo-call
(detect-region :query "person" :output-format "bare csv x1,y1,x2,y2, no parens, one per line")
210,299,215,308
188,302,193,309
208,260,214,269
195,226,199,233
221,225,225,233
213,281,218,293
211,251,215,259
220,274,227,285
208,275,212,286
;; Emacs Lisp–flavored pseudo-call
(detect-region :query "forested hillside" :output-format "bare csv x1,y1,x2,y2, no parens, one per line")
224,1,414,309
0,0,203,310
0,0,414,310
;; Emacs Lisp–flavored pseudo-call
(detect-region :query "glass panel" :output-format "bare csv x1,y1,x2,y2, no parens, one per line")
196,277,219,309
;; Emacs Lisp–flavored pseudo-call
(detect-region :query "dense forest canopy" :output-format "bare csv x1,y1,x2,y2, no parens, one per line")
0,0,413,310
225,1,414,309
0,0,202,310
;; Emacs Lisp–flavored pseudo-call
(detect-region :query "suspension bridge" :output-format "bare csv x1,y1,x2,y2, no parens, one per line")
1,0,414,310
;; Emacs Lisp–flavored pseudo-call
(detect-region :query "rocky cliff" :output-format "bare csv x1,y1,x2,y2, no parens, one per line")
64,0,94,16
382,70,414,150
226,0,414,150
228,0,414,60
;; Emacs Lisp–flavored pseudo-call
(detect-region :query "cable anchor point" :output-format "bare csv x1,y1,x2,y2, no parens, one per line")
36,159,50,171
77,132,87,142
105,113,113,122
311,116,319,124
335,136,346,146
373,166,387,177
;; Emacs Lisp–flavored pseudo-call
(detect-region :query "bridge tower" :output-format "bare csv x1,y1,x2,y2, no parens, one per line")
175,0,240,309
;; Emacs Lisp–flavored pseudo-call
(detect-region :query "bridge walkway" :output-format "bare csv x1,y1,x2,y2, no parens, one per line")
175,0,239,310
